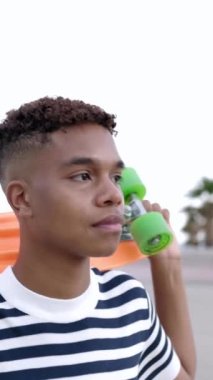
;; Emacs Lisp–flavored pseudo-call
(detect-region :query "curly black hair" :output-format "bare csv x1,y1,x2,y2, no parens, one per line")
0,96,117,187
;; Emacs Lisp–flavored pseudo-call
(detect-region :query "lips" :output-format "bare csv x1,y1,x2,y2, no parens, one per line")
92,215,124,232
93,215,124,226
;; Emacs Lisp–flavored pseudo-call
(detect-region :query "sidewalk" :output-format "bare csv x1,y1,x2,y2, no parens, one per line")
119,246,213,380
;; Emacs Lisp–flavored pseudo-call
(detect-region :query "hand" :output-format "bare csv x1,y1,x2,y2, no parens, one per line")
142,200,181,260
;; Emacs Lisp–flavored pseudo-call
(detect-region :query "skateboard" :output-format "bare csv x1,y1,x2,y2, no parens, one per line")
0,168,173,272
121,167,173,255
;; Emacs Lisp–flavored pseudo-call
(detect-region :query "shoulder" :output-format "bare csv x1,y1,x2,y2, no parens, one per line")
91,268,153,339
92,267,145,288
91,267,148,303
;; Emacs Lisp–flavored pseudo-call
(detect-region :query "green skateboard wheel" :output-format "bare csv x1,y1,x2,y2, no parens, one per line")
130,212,173,255
121,168,146,202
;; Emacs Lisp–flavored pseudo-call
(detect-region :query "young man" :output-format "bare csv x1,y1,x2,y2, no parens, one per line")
0,97,196,379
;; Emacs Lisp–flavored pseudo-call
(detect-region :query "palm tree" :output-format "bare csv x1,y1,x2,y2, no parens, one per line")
198,202,213,246
184,178,213,246
182,206,202,245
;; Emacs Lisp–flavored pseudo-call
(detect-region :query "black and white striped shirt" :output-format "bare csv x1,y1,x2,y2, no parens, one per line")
0,266,180,379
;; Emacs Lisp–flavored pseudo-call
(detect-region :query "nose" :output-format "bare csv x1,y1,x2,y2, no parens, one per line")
95,178,124,207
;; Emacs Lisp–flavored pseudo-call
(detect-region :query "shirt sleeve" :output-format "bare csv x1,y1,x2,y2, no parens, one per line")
138,292,181,380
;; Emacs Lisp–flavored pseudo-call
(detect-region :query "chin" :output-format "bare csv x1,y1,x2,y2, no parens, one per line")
90,244,119,258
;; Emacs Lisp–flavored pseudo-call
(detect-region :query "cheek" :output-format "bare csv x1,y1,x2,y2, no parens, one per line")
35,192,86,226
31,190,54,214
30,180,91,228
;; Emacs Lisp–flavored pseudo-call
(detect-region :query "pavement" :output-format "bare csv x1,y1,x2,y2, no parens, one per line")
119,246,213,380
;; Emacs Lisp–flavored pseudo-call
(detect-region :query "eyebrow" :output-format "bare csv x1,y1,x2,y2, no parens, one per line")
60,157,125,169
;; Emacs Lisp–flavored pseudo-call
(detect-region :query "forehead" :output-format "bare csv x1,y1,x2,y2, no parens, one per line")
5,124,122,187
47,123,122,168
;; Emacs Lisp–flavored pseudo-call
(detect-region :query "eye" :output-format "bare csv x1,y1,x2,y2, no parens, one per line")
113,173,123,184
71,172,91,181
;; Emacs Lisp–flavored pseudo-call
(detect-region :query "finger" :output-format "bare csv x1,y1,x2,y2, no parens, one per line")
162,208,170,223
152,203,162,212
152,203,170,223
142,201,170,224
142,200,152,212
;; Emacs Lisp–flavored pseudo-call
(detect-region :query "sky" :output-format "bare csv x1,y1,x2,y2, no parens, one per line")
0,0,212,243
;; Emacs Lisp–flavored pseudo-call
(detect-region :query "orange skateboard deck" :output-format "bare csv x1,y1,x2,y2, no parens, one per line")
0,212,145,272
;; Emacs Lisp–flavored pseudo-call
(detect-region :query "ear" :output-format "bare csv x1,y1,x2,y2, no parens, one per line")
6,180,32,217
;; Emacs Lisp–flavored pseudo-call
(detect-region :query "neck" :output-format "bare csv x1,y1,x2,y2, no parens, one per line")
13,245,91,299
